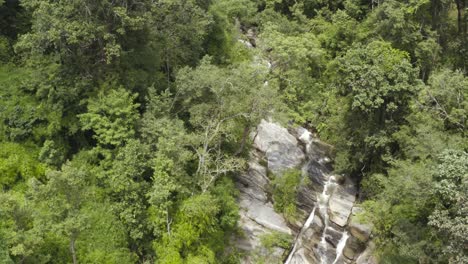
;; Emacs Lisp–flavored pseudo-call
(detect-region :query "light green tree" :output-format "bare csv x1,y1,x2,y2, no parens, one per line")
79,87,139,147
175,57,279,191
429,150,468,263
423,69,467,132
29,163,90,264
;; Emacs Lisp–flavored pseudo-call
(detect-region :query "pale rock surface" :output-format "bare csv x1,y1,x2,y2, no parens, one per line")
253,119,305,174
234,120,371,264
328,182,357,227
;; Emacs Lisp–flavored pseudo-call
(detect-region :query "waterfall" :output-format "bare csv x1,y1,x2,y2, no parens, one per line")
284,175,336,264
317,176,336,264
332,232,349,264
284,206,316,264
284,159,317,264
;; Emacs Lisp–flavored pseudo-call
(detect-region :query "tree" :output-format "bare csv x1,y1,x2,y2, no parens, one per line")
147,154,179,240
423,69,467,133
105,139,152,257
272,169,302,221
0,191,46,263
329,41,422,173
29,162,91,264
259,21,325,124
429,150,468,263
151,0,212,87
361,160,441,263
76,203,137,264
174,57,278,191
0,142,46,188
79,87,139,148
153,193,221,264
16,0,153,69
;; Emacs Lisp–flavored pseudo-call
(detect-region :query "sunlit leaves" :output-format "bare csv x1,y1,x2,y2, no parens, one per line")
79,87,139,147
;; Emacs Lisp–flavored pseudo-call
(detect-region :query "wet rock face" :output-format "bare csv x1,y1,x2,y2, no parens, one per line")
234,120,372,264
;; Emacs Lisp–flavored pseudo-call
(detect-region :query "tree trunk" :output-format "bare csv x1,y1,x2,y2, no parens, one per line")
70,236,78,264
235,125,250,156
455,0,465,34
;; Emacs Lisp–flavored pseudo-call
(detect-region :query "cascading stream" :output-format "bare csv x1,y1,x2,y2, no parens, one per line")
237,31,365,264
284,160,317,264
284,175,336,264
284,206,317,264
317,176,336,264
332,232,349,264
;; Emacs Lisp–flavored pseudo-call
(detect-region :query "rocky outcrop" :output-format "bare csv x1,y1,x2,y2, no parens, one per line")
348,208,372,243
253,119,305,174
234,120,301,263
355,241,378,264
233,119,374,264
329,183,357,227
235,153,293,262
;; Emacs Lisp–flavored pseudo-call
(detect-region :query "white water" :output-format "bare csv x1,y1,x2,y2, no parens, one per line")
332,232,349,264
284,206,316,264
317,176,336,264
284,175,336,264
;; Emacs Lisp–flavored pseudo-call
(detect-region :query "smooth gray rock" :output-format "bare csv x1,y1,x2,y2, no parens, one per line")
253,119,305,174
348,208,372,243
355,241,378,264
324,226,344,247
328,183,357,227
343,235,365,260
349,222,372,243
235,153,293,263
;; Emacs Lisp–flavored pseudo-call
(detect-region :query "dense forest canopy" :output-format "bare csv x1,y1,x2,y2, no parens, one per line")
0,0,466,263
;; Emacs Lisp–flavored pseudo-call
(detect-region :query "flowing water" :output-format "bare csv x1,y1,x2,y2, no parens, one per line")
316,176,337,264
284,175,338,264
332,232,349,264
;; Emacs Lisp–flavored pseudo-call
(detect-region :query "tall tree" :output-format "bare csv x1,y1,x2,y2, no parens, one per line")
29,163,90,264
329,41,422,173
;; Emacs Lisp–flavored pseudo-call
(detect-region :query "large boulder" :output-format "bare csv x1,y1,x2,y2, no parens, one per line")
343,235,365,260
328,181,357,227
355,241,378,264
253,119,305,174
348,208,372,243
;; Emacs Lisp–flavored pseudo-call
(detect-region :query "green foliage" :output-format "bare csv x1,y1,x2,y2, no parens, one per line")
0,36,11,62
329,40,422,173
153,0,212,69
361,160,440,262
0,191,41,263
0,0,466,262
259,21,325,123
79,87,139,147
77,203,137,264
154,194,220,263
147,154,180,239
0,142,46,188
271,169,302,221
29,162,91,264
428,150,468,263
260,231,292,250
175,57,278,191
16,0,153,66
332,41,418,113
423,69,467,132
